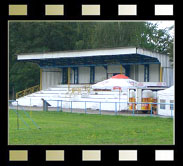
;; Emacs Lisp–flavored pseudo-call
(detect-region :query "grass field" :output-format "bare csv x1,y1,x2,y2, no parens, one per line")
8,110,173,145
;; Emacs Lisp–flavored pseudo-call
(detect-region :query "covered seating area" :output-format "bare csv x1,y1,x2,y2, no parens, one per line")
17,47,173,90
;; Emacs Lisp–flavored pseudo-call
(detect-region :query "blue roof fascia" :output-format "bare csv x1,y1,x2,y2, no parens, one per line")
39,61,160,69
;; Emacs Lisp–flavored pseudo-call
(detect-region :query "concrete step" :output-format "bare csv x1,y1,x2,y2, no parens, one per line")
14,84,129,111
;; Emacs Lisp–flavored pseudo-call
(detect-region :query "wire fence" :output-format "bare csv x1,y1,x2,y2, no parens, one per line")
43,99,174,118
9,100,41,130
8,99,174,118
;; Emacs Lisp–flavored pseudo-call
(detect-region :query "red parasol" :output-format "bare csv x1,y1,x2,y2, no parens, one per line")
111,74,129,79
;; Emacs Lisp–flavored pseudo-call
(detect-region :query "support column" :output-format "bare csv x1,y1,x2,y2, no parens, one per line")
68,67,71,90
62,68,68,84
160,65,163,82
73,67,79,84
103,65,108,79
144,64,149,82
123,65,130,77
90,66,95,84
40,68,42,90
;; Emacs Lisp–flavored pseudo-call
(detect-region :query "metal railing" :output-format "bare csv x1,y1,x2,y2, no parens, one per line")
16,85,40,99
9,98,174,118
65,84,91,97
43,99,174,118
8,100,41,130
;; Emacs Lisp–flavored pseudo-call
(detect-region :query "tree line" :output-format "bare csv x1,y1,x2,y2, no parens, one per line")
9,21,174,99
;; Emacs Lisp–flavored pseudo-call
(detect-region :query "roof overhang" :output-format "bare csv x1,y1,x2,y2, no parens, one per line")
17,47,170,68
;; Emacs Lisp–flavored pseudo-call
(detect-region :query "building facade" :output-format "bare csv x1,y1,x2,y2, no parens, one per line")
17,47,174,90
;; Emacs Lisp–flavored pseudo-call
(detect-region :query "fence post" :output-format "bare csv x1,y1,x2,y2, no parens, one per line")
85,101,87,114
71,101,72,113
43,100,46,111
171,103,173,118
57,100,59,112
61,100,62,112
17,101,19,130
99,102,101,115
115,102,117,115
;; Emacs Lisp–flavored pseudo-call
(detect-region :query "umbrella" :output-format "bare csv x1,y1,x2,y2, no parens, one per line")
92,74,137,91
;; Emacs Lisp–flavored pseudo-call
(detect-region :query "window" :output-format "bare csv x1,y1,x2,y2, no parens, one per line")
170,100,174,110
160,99,166,109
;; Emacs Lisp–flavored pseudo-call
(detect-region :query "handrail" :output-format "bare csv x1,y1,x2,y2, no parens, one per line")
65,84,91,97
45,99,174,105
16,85,40,99
45,99,174,117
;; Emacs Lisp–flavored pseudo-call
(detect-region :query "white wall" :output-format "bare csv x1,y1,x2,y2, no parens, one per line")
149,64,160,82
42,68,62,89
130,65,134,80
108,65,124,74
41,63,162,88
138,65,144,82
95,66,107,83
70,68,74,84
78,67,90,83
163,67,174,87
129,64,160,82
107,65,125,79
130,65,138,81
157,95,174,116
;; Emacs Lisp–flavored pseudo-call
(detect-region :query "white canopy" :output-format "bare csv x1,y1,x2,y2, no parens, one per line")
158,85,174,96
92,74,138,91
157,85,174,117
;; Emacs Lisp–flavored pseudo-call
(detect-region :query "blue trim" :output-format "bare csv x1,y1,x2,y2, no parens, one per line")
103,65,108,79
115,102,117,115
85,101,87,114
62,68,68,84
90,66,95,84
123,65,130,77
39,61,160,69
73,67,76,84
99,102,101,115
73,67,79,84
27,53,160,69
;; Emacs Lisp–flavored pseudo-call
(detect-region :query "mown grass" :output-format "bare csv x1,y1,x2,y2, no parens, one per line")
8,110,173,145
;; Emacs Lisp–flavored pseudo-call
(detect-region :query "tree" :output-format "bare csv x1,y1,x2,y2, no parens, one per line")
9,21,174,99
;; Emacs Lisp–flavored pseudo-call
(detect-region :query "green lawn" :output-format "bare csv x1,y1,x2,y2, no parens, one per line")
8,110,173,145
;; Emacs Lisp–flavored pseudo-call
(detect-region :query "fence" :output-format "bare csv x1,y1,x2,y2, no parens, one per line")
9,100,41,130
43,99,174,118
9,99,174,118
16,84,40,99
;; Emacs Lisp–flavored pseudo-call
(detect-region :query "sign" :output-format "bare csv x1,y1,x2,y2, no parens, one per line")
113,86,122,90
137,82,167,87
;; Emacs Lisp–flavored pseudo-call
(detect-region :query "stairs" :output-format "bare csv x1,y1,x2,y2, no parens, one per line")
14,84,129,111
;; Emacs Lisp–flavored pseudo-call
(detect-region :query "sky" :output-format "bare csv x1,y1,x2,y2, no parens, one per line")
150,21,174,37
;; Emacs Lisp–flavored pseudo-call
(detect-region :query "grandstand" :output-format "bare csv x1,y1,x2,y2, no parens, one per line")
14,47,173,111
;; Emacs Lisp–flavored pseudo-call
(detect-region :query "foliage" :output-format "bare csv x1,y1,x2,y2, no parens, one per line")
9,22,174,99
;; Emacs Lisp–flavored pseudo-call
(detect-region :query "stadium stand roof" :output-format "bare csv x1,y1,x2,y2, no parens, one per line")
17,47,170,68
